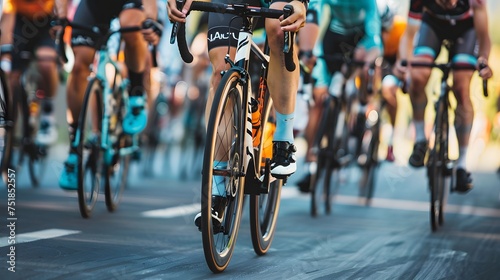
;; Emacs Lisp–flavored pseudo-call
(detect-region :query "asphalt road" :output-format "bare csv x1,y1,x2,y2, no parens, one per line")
0,141,499,279
1,85,500,279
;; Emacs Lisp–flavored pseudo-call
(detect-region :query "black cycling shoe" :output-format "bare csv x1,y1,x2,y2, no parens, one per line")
296,172,311,193
409,141,428,168
194,196,227,232
270,141,297,178
454,168,473,193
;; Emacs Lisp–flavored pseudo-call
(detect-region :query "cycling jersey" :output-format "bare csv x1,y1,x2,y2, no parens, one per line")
310,0,382,88
383,15,406,61
409,0,472,22
3,0,54,18
411,0,479,66
309,0,382,51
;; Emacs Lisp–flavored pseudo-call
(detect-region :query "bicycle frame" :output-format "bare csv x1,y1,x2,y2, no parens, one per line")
69,28,140,166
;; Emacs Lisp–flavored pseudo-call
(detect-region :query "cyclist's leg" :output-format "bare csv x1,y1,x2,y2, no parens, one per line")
59,0,99,190
408,22,440,167
380,62,399,162
118,1,148,135
194,0,258,228
34,19,60,145
266,0,304,177
450,27,477,192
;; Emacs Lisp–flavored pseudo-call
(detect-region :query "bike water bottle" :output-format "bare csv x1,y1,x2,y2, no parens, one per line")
251,97,261,147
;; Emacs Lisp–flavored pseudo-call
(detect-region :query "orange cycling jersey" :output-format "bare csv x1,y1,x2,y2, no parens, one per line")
382,15,406,59
3,0,54,18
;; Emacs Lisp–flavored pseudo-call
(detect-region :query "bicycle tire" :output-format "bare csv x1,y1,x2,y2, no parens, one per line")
77,78,104,218
359,112,381,206
201,69,245,273
311,96,340,217
428,97,446,231
0,70,15,184
105,77,130,212
249,89,283,256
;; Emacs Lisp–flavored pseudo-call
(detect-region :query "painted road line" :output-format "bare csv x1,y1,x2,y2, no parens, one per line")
0,229,81,248
142,203,200,218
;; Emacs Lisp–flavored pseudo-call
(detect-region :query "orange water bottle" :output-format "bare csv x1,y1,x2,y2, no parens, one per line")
251,98,261,147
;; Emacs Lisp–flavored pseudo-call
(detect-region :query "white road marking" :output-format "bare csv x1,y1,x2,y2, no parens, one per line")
142,203,200,218
0,229,81,247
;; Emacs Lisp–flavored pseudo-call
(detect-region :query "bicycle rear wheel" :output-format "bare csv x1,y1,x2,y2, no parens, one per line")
105,81,130,212
249,91,283,256
77,78,103,218
0,70,14,184
428,98,447,231
201,69,245,273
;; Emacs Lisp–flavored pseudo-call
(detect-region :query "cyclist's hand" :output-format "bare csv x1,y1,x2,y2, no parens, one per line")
477,57,493,80
280,1,306,32
142,19,163,45
167,0,192,23
49,18,68,39
393,59,407,80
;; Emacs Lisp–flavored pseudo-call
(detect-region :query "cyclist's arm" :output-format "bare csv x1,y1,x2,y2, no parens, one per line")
298,0,320,72
361,0,383,62
395,1,421,78
54,0,68,19
471,0,491,63
143,0,158,20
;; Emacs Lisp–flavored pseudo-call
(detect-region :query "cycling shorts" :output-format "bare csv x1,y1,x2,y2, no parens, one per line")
414,14,477,66
12,14,56,71
207,0,290,51
71,0,142,49
312,29,365,88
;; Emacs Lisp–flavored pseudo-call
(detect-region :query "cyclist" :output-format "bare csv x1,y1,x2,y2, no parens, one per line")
56,0,160,190
296,0,383,192
396,0,492,193
0,0,60,145
377,0,406,162
168,0,311,228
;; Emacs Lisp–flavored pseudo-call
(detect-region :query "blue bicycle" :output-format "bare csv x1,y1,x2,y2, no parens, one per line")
57,22,146,218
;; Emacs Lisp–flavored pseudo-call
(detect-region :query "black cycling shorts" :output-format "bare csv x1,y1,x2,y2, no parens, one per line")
12,14,56,71
207,0,290,51
414,14,478,65
71,0,143,48
321,28,366,75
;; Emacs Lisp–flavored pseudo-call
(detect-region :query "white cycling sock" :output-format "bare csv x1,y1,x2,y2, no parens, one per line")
212,161,228,197
414,121,426,142
456,146,468,169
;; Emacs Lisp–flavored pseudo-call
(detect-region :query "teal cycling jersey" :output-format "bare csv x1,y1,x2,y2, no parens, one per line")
309,0,382,88
309,0,382,51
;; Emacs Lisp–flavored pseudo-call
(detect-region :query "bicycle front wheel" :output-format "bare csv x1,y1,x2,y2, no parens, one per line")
201,69,245,273
104,75,131,212
428,98,447,231
77,78,103,218
359,112,381,206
